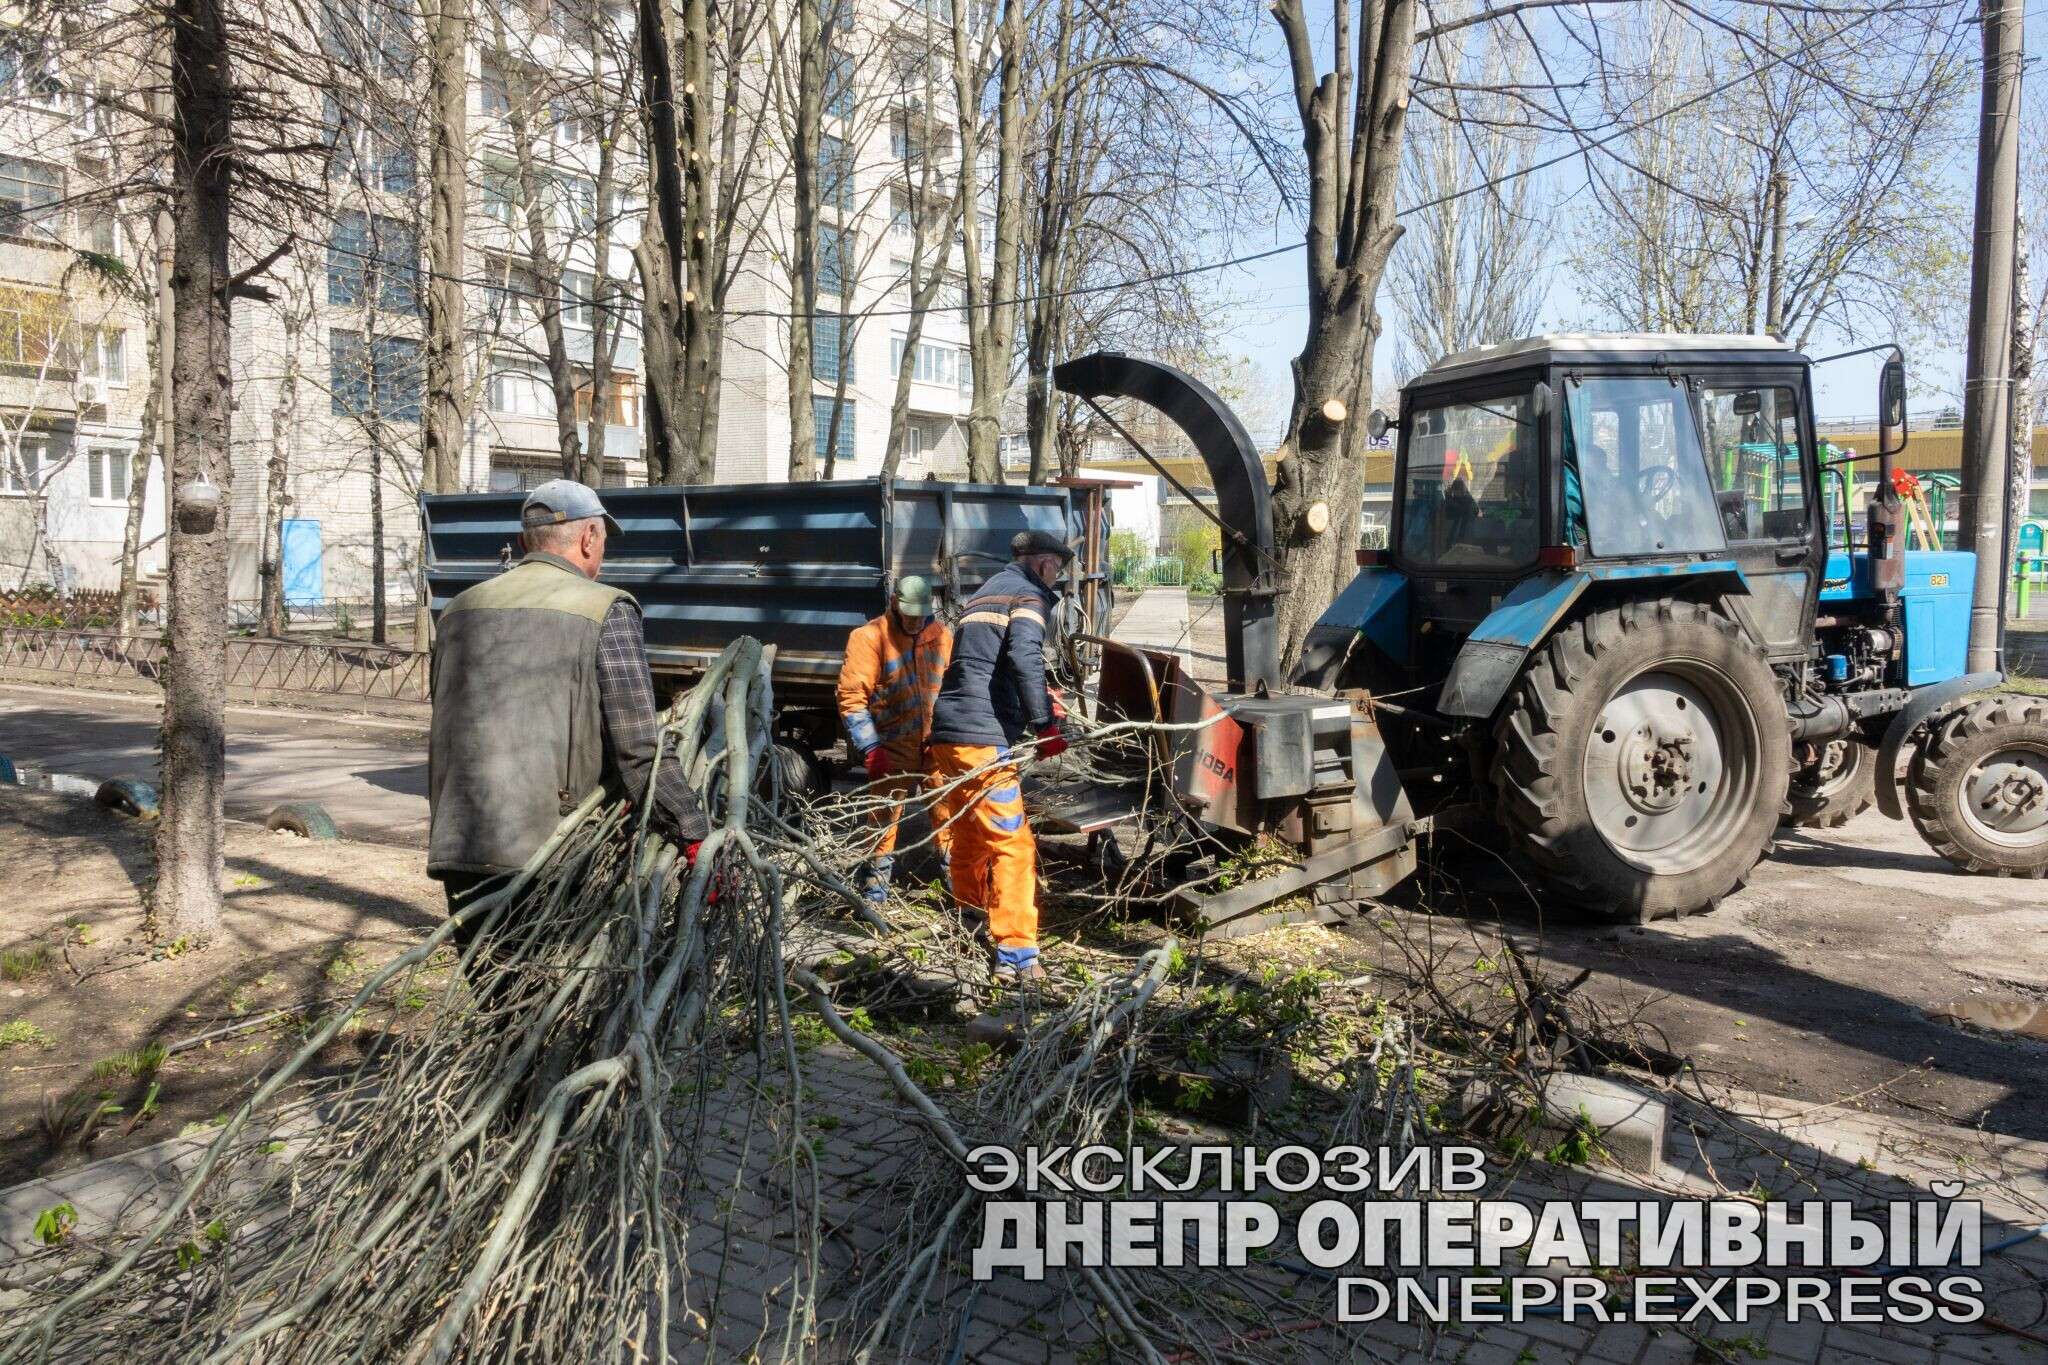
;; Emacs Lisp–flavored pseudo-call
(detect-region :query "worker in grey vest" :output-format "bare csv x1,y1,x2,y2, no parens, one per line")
428,480,709,941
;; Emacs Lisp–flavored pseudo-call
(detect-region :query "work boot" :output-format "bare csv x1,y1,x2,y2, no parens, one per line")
991,947,1046,983
861,856,893,906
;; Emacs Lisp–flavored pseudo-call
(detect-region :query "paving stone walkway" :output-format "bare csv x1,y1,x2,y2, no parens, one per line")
12,1043,2041,1363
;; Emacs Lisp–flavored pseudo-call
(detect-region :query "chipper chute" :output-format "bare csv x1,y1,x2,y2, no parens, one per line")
1034,352,1426,937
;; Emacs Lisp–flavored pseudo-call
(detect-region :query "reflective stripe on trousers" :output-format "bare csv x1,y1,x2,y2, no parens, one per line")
926,741,1036,951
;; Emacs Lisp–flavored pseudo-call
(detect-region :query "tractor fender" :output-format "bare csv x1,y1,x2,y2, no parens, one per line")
1438,561,1750,719
1292,566,1407,689
1871,671,2005,820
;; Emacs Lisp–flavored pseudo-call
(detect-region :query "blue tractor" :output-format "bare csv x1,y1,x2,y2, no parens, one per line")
1286,333,2048,919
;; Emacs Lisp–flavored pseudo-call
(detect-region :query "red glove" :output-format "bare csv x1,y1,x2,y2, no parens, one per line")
863,747,892,780
1049,686,1068,723
685,840,702,868
1035,722,1069,759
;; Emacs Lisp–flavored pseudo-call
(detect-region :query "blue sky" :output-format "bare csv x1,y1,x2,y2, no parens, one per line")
1194,2,2043,443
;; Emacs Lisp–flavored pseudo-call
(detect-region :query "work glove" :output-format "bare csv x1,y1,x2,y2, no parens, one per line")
863,747,892,780
1048,685,1068,723
1034,722,1069,760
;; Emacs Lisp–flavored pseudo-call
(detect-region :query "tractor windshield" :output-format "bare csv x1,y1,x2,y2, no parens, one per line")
1562,376,1726,559
1398,393,1540,572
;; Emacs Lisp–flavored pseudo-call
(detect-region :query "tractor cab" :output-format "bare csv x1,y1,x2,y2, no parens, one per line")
1329,334,1831,703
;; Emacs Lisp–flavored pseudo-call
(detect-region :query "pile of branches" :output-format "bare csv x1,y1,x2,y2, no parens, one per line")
0,638,827,1363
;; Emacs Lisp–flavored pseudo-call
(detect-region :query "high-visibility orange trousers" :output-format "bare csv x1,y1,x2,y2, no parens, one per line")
926,742,1037,953
866,770,953,864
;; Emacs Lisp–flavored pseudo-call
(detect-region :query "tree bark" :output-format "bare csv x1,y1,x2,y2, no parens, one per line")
115,320,162,645
156,0,235,941
422,0,469,502
955,0,1025,483
785,0,824,482
259,290,302,639
1266,0,1417,672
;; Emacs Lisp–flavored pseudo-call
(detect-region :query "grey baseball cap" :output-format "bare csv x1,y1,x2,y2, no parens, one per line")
521,478,621,537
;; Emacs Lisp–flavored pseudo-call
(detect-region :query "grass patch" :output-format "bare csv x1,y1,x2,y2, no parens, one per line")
1,943,51,981
0,1019,52,1049
91,1042,168,1081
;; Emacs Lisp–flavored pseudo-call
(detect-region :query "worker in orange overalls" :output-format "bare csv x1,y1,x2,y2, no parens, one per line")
926,530,1072,981
836,575,953,905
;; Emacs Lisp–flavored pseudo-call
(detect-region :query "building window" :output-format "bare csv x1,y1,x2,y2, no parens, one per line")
87,446,132,503
487,359,555,418
330,330,423,422
82,208,123,256
555,174,597,232
907,425,926,461
320,0,414,79
477,172,520,226
819,134,852,214
812,395,854,466
478,62,512,119
574,374,639,427
81,328,126,384
561,270,594,329
323,94,415,192
0,438,54,494
891,333,965,389
328,211,421,314
813,313,853,383
0,156,62,241
816,227,849,297
0,291,66,371
824,48,853,121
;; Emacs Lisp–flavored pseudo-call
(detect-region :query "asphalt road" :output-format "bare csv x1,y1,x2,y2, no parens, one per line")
0,684,428,847
3,676,2043,1142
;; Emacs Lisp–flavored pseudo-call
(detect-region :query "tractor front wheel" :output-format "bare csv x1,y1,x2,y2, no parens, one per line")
1492,599,1791,921
1906,696,2048,878
1784,737,1877,829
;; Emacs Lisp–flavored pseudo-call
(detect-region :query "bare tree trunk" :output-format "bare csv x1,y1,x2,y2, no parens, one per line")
259,296,302,638
955,0,1025,483
156,0,235,941
2012,207,2035,601
1266,0,1417,672
785,0,824,482
370,420,387,644
116,322,162,645
421,0,468,640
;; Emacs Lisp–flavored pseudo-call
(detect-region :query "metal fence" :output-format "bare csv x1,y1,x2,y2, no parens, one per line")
0,627,429,702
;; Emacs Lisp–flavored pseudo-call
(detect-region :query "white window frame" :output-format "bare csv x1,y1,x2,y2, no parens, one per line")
560,269,594,330
80,327,127,386
1,437,55,496
488,359,556,418
87,444,133,504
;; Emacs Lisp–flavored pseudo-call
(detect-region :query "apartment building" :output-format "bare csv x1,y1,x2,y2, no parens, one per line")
0,23,163,596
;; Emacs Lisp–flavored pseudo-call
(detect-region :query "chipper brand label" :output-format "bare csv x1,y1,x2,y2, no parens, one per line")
964,1143,1988,1327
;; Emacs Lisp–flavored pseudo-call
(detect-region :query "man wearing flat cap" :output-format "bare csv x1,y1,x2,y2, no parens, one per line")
926,528,1075,980
427,479,709,945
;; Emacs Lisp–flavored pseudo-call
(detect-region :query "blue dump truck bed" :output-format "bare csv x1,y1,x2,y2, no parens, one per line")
1820,548,1974,687
421,477,1109,716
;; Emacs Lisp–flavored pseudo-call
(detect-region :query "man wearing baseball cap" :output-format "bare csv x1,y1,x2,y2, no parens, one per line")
428,479,708,954
835,575,954,903
926,528,1075,980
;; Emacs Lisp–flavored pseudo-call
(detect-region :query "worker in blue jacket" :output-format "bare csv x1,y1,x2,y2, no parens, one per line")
926,529,1072,980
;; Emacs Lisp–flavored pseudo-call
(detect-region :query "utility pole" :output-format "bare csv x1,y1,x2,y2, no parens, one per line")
1959,0,2023,673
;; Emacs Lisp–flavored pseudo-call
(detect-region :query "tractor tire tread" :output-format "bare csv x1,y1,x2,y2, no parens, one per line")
1490,597,1787,921
1905,695,2048,877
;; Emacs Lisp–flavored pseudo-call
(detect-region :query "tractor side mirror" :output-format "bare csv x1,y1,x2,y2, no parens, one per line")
1531,380,1553,418
1367,409,1395,442
1878,356,1908,458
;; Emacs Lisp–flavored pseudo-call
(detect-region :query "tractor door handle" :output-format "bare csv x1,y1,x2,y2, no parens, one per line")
1774,545,1807,565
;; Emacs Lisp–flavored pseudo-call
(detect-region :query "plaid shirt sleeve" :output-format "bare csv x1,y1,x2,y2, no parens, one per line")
596,600,710,841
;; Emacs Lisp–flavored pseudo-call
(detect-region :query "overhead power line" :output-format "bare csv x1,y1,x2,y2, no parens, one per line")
314,4,1879,330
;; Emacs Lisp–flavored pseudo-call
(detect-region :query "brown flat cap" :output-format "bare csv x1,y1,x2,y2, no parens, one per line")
1011,528,1076,562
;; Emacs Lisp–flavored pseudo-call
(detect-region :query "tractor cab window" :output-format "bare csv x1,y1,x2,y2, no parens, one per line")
1397,393,1539,572
1699,385,1810,542
1563,376,1725,559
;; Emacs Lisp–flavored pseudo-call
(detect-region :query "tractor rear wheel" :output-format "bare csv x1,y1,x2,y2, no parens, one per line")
1785,737,1877,829
1492,598,1790,921
1905,696,2048,878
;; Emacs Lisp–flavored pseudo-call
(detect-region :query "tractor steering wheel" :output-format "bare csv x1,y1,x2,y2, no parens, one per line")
1636,464,1678,508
